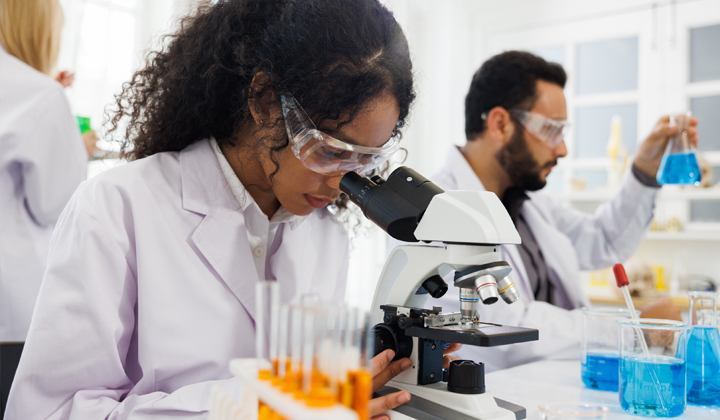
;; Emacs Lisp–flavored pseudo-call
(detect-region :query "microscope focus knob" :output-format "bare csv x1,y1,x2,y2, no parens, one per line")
447,360,485,394
373,324,413,361
422,275,448,299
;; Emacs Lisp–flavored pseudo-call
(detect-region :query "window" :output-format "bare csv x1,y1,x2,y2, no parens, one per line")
575,37,638,95
58,0,193,151
58,0,141,148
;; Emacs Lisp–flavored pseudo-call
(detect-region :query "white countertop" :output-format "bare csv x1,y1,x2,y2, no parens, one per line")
486,359,719,419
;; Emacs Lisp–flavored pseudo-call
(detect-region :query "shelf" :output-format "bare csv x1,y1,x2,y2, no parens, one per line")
589,295,690,310
548,187,720,202
644,231,720,241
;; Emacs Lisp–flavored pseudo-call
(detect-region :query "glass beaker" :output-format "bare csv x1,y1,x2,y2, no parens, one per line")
618,318,689,417
680,291,720,406
656,112,701,186
76,116,92,134
538,402,609,420
581,308,637,392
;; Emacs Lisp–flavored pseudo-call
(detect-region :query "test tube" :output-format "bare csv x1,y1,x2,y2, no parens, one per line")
269,282,280,376
313,304,341,405
348,310,373,420
287,305,303,393
338,307,357,407
255,281,278,379
302,308,315,396
277,304,290,380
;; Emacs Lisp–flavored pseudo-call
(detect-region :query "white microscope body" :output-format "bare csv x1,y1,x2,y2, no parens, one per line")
342,168,536,420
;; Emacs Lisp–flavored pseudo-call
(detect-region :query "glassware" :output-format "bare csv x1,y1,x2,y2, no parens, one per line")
76,116,92,134
255,281,279,379
679,291,720,406
618,318,689,417
581,308,637,392
538,402,609,419
656,112,701,186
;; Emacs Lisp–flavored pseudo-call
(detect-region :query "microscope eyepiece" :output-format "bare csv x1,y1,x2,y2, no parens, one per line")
340,167,444,242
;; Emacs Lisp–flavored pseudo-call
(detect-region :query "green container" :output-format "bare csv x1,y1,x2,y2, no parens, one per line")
76,116,92,134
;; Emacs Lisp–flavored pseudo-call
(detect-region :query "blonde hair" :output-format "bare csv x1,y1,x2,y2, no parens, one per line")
0,0,64,75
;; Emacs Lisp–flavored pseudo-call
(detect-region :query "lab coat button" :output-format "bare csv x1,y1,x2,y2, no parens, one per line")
253,246,265,257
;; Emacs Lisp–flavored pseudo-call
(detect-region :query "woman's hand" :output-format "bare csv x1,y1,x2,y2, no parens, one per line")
82,130,101,158
368,343,463,419
443,342,463,369
370,349,412,419
55,70,75,88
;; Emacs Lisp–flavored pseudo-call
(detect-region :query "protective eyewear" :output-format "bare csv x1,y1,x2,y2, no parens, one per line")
509,110,569,148
281,93,400,175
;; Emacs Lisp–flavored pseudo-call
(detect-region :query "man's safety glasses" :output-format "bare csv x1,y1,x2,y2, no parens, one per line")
281,94,400,176
509,110,569,148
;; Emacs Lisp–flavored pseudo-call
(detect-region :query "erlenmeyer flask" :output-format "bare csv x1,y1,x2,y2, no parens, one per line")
656,112,702,186
685,291,720,406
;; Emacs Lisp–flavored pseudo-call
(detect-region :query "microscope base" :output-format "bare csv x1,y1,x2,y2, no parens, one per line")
377,382,524,420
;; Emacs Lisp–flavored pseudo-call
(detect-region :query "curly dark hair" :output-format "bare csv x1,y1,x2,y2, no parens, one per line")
465,50,566,140
106,0,414,211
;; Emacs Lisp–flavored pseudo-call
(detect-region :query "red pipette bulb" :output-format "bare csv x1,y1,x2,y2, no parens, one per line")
613,263,629,288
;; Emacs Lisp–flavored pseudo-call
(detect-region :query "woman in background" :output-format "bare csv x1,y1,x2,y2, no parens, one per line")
0,0,88,416
6,0,418,419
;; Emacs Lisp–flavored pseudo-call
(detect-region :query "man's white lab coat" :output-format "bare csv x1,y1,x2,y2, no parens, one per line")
430,146,658,372
0,45,87,342
6,139,349,419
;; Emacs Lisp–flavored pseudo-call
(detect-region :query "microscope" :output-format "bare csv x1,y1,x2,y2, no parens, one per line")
341,167,538,420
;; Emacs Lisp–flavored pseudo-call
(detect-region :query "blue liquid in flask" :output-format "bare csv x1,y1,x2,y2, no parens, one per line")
619,355,686,417
582,351,619,391
685,326,720,406
657,152,701,186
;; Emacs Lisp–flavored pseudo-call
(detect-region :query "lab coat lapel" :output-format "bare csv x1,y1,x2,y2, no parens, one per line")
520,201,587,308
180,140,260,320
500,244,533,300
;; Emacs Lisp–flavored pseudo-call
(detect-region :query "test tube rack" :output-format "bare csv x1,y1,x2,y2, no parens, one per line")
208,358,359,420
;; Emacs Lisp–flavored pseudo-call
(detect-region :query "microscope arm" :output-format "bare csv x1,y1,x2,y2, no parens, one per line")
370,244,503,325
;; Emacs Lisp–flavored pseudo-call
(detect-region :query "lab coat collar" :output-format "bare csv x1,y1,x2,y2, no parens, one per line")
445,146,487,192
179,139,321,321
208,138,308,230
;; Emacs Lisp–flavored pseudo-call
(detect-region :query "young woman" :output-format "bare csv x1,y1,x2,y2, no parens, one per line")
6,0,416,419
0,0,87,413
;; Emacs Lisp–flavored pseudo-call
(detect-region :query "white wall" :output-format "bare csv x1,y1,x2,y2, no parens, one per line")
348,0,720,306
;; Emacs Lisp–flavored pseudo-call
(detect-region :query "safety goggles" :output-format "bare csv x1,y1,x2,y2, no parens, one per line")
509,110,569,148
281,93,400,175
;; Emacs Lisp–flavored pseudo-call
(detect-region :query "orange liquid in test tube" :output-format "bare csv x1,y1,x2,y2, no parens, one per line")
337,380,353,407
258,368,272,381
258,402,272,420
304,368,336,408
349,369,372,420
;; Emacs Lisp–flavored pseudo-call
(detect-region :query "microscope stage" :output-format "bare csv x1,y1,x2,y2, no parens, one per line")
405,323,538,347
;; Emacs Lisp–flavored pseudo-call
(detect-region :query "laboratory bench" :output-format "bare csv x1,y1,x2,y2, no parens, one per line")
589,295,690,311
484,359,719,419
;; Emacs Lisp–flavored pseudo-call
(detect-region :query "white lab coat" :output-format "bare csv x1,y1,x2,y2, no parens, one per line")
6,139,349,419
0,45,87,342
428,146,658,371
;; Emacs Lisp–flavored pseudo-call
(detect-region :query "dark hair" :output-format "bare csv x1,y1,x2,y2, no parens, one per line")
107,0,414,173
464,51,566,140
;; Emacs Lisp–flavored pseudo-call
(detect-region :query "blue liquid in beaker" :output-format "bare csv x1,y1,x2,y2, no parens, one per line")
619,355,686,417
582,351,619,391
686,326,720,406
656,152,701,186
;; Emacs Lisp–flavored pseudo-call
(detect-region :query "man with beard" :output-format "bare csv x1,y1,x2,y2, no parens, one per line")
430,51,697,371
